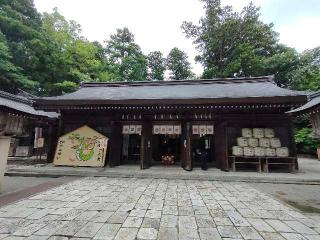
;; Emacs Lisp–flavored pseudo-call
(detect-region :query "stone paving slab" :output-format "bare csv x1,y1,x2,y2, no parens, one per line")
0,177,319,239
6,158,320,184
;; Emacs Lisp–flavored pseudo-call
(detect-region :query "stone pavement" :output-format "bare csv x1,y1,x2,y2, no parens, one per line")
0,177,319,240
6,158,320,184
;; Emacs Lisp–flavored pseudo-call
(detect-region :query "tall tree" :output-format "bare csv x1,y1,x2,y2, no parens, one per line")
0,0,43,93
147,51,166,80
40,8,110,95
105,27,147,81
0,31,36,93
289,47,320,91
182,0,279,79
167,47,193,80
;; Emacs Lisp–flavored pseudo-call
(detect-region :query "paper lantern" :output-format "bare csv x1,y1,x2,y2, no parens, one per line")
153,125,160,134
199,125,206,135
122,125,130,134
206,125,214,135
166,125,174,134
192,125,199,135
173,125,181,135
136,125,142,135
129,125,136,134
160,125,167,134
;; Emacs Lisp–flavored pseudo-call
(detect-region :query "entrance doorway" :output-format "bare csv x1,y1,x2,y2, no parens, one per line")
192,135,215,168
152,134,181,165
121,134,141,165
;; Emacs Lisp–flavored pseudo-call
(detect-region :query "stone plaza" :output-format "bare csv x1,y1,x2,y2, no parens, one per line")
0,177,319,240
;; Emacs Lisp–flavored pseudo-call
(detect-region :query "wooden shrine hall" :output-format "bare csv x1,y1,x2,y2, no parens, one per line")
34,76,308,172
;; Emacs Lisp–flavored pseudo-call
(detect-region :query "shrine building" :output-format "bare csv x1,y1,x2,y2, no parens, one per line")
34,76,308,172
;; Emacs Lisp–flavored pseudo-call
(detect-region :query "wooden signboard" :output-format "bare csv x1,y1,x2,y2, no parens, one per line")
53,125,108,167
36,138,45,148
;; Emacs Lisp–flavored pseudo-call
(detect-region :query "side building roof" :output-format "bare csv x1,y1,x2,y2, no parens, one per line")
288,91,320,115
0,90,58,118
34,76,308,109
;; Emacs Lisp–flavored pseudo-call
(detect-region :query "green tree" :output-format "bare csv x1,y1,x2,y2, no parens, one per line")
0,31,36,93
167,47,193,80
147,51,166,80
262,45,300,87
40,8,110,95
0,0,43,93
289,47,320,91
182,0,279,78
105,28,147,81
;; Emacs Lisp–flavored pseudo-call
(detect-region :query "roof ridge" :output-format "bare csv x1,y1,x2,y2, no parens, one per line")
80,76,275,88
0,90,32,105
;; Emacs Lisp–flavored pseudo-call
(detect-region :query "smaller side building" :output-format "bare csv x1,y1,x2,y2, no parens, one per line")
289,91,320,158
0,90,58,159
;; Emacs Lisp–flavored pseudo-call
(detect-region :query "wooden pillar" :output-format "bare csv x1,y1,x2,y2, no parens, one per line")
57,109,63,137
0,136,10,193
215,121,228,171
47,124,58,163
288,116,299,170
108,122,122,167
181,122,192,171
140,122,152,169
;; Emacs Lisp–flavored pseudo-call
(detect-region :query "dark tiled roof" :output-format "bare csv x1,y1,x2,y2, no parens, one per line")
36,76,307,106
288,91,320,114
0,90,58,118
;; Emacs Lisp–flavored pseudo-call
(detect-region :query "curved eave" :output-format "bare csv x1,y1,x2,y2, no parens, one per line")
34,95,307,111
287,95,320,115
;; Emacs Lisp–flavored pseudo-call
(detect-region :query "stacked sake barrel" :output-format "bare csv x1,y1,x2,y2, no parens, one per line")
232,128,289,157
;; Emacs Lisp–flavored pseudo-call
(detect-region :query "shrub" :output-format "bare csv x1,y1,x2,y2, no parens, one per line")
295,127,320,155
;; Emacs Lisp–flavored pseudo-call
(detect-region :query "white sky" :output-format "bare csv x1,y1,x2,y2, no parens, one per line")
34,0,320,75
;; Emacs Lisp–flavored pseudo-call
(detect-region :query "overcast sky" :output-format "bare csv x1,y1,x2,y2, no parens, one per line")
34,0,320,75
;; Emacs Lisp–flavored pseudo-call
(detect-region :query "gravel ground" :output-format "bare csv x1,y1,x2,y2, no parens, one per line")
250,182,320,215
1,176,63,195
